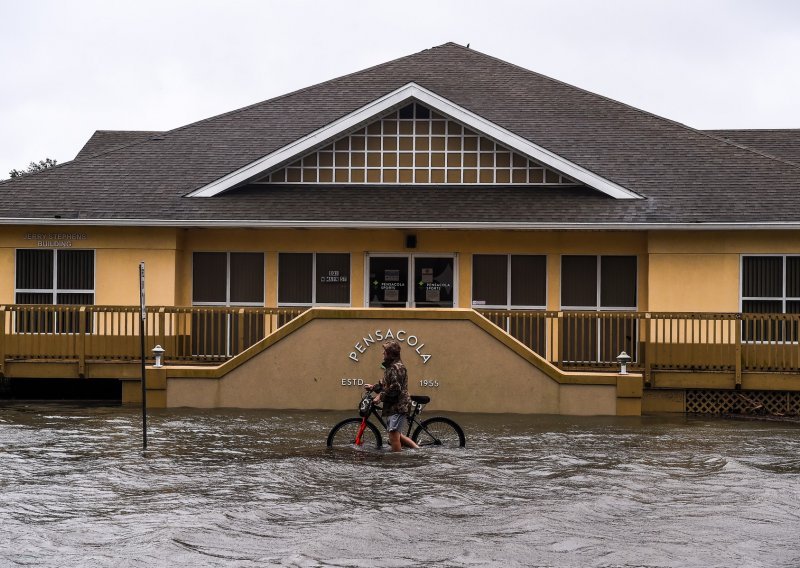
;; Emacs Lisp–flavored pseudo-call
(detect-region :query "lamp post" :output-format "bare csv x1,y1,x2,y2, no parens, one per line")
152,345,165,368
616,351,632,375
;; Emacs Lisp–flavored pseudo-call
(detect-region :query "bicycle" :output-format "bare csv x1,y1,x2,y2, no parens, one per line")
326,389,466,449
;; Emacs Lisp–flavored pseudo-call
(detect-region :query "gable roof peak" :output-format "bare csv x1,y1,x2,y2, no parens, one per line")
187,81,641,199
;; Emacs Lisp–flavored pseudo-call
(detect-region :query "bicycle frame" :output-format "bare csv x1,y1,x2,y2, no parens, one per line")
328,389,464,449
354,392,426,445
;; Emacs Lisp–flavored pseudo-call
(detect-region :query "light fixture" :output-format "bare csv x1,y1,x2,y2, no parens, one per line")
152,345,165,368
616,351,632,375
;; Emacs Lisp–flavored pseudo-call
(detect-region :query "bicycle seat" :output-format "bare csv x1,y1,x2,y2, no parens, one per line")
411,395,430,404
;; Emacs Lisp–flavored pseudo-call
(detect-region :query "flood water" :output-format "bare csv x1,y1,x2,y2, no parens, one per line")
1,404,799,567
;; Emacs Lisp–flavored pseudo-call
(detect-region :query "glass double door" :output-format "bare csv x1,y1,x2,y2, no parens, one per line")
368,255,455,308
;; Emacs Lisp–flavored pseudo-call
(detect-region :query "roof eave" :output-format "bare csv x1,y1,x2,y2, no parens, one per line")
3,217,800,230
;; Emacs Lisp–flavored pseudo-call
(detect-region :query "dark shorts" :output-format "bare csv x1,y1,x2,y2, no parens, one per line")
386,413,407,433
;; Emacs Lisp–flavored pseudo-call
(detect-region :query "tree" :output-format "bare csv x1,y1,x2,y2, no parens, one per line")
9,158,58,178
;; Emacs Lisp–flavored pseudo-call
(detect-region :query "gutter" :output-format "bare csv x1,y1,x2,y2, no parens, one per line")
3,218,800,231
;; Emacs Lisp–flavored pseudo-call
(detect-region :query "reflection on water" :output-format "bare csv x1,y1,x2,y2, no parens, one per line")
1,404,799,567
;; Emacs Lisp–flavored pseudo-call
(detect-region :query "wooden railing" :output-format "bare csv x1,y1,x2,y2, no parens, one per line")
0,305,306,373
2,306,800,381
478,310,800,381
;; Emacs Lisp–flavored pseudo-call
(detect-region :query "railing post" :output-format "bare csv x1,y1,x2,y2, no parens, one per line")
643,312,651,387
78,306,86,378
556,311,564,369
158,307,166,359
735,313,742,389
0,306,6,377
238,308,245,355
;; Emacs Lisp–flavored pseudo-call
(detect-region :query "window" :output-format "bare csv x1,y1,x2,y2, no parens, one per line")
561,255,637,309
191,252,265,357
15,249,95,332
741,255,800,341
471,254,546,308
367,254,455,308
16,249,95,305
561,255,637,363
278,253,350,306
260,102,575,186
192,252,264,305
741,256,800,314
472,254,547,354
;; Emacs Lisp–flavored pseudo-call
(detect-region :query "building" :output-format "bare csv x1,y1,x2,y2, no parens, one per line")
2,43,800,415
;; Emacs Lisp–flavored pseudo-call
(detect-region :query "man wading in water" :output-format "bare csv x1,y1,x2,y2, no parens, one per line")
365,340,420,452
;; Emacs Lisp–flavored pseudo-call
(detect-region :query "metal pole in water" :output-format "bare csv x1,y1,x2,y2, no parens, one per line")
139,262,147,450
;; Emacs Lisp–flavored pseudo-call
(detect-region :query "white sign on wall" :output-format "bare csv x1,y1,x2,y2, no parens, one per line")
348,328,432,364
23,232,88,248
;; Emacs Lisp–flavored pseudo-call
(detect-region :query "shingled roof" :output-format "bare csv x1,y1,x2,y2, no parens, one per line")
2,42,800,228
74,130,164,160
704,129,800,167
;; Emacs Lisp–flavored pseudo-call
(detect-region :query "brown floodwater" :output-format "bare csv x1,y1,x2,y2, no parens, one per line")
1,403,799,567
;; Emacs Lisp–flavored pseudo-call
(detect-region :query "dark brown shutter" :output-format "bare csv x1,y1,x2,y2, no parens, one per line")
230,253,264,304
786,257,800,298
278,253,313,304
472,255,507,306
742,257,782,298
192,252,227,303
57,293,94,305
600,256,637,308
315,253,350,304
561,256,597,307
57,250,94,291
16,249,53,290
743,300,782,314
511,255,546,307
15,292,52,305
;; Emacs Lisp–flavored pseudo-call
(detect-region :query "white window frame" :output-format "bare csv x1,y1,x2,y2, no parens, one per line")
14,248,96,305
739,254,800,313
560,255,638,312
560,254,638,364
740,254,800,345
364,252,459,308
191,251,265,307
259,102,575,187
470,253,547,310
277,252,352,307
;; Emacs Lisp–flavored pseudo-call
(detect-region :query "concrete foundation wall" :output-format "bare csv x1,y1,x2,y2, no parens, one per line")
166,310,626,415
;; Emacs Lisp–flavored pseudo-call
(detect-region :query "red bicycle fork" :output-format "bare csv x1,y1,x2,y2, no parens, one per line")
354,418,368,446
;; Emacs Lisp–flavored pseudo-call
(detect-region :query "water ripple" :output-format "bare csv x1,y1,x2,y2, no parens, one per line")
1,404,800,567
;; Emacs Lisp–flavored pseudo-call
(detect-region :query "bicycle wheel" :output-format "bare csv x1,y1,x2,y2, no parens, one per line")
412,417,466,448
326,418,383,449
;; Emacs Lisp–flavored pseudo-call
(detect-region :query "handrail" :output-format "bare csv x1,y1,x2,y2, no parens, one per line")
0,305,306,364
478,309,800,375
2,305,800,375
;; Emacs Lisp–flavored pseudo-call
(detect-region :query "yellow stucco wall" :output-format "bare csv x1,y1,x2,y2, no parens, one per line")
0,246,13,304
647,231,800,312
95,249,177,305
8,225,800,313
0,226,180,305
166,311,622,414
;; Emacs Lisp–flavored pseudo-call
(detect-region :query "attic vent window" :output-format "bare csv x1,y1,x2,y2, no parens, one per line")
257,102,575,186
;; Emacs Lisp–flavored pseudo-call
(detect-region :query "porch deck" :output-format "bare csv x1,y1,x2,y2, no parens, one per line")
1,305,799,391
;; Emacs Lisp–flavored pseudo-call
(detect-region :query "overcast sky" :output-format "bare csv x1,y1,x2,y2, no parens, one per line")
2,0,799,177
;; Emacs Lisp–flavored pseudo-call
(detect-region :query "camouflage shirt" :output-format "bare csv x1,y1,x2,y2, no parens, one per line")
376,360,411,416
